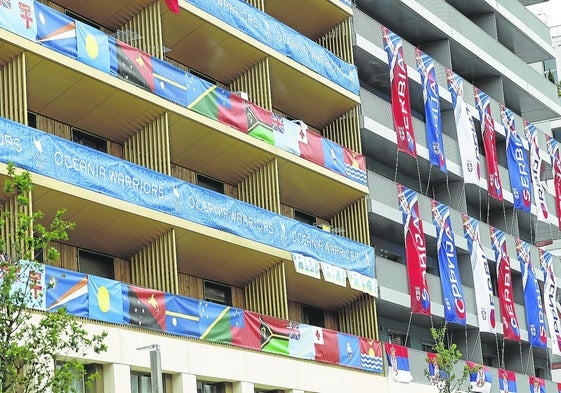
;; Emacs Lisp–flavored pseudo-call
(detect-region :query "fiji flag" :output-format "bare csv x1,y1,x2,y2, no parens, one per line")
152,57,189,107
337,333,361,369
0,0,37,41
45,266,88,317
322,138,346,177
384,343,413,383
498,369,517,393
164,293,199,337
468,362,492,393
35,3,76,58
88,275,123,324
76,21,110,73
529,376,544,393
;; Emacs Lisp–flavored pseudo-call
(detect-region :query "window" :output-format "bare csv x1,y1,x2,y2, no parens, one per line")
197,381,225,393
197,174,224,194
421,338,435,353
78,249,114,279
535,367,545,379
482,354,497,368
130,372,169,393
72,128,107,153
388,331,409,347
55,362,101,393
27,112,37,128
204,280,232,306
293,209,315,226
302,305,324,327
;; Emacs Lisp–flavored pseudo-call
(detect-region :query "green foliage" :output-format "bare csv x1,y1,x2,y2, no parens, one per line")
548,69,555,84
424,327,479,393
0,163,107,393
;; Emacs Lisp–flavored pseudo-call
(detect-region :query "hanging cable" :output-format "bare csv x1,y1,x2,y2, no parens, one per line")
416,157,423,194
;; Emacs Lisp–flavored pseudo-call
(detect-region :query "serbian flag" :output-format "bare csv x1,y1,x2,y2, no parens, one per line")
415,48,446,172
463,214,496,334
385,343,413,383
502,104,531,212
540,249,561,356
499,369,517,393
468,362,492,393
517,238,547,348
447,69,480,185
343,147,367,185
431,200,466,325
490,226,520,341
524,120,550,223
427,352,448,383
474,87,502,200
529,376,545,393
547,135,561,228
382,26,416,157
397,184,430,315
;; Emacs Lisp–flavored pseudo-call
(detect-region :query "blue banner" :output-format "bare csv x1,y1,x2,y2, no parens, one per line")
416,50,446,173
45,265,88,316
431,200,466,325
186,0,359,95
0,117,374,276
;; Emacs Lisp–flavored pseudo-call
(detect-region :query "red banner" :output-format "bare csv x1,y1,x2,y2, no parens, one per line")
397,184,430,315
547,135,561,228
382,27,416,157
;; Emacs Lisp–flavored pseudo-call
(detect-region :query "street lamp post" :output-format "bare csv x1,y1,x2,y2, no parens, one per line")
137,344,163,393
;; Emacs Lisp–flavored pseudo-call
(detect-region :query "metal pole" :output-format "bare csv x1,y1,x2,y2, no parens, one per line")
137,344,163,393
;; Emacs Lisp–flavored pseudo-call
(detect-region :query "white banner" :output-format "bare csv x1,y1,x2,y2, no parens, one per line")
292,253,321,279
320,262,347,287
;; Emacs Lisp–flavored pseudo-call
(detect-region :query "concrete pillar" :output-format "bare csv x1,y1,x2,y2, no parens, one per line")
103,363,131,393
172,373,198,393
233,381,255,393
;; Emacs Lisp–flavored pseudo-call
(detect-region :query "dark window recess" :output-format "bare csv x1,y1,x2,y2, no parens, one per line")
482,354,497,368
189,69,218,86
293,209,315,226
65,9,100,30
204,281,232,306
421,339,435,353
72,128,107,153
197,381,225,393
197,174,224,194
27,112,37,128
388,331,409,347
131,372,168,393
302,305,325,327
78,249,114,279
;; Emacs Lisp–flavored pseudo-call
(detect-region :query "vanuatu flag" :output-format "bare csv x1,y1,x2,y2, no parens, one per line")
245,101,274,144
260,315,300,356
122,284,165,331
45,265,88,316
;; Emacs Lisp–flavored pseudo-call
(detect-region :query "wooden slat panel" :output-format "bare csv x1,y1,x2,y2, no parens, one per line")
244,261,287,319
331,197,370,244
323,106,361,153
237,159,280,213
338,294,378,339
230,58,271,110
122,2,164,59
178,272,204,299
0,53,27,124
317,18,353,64
49,241,78,270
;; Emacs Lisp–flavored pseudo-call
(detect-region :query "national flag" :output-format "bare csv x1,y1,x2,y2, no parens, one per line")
298,128,325,167
151,57,190,107
198,301,232,344
76,20,109,73
490,226,520,341
343,147,367,185
45,266,88,317
557,381,561,393
189,86,248,132
468,362,492,393
337,333,361,369
540,249,561,356
165,0,180,14
322,138,346,176
416,48,446,172
288,323,315,360
397,184,430,315
0,0,36,41
359,338,383,373
259,315,297,356
529,376,545,393
111,38,154,92
385,343,413,383
185,73,216,107
475,87,502,200
245,101,274,144
313,326,340,364
275,118,301,156
432,200,466,325
163,293,199,337
447,69,480,185
232,309,261,351
517,238,547,348
88,275,123,324
498,369,517,393
122,284,165,331
10,260,46,311
547,135,561,228
35,2,75,57
382,26,416,157
524,120,550,222
502,104,531,212
427,352,448,383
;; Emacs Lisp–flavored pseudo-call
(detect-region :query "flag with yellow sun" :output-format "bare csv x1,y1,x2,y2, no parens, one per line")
88,275,123,324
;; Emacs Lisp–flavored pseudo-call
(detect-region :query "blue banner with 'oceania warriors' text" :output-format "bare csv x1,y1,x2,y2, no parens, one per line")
0,117,374,277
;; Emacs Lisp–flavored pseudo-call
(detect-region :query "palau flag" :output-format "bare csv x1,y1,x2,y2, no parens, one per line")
76,21,110,73
45,266,88,317
245,101,274,144
498,368,517,393
122,284,166,331
322,138,346,177
337,332,361,369
0,0,37,42
164,293,199,337
35,3,76,58
313,326,340,364
152,57,189,107
189,85,248,132
359,338,383,373
468,362,492,393
88,275,123,324
110,38,154,92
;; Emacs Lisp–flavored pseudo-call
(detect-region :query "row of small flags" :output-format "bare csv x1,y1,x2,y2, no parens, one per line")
0,0,367,186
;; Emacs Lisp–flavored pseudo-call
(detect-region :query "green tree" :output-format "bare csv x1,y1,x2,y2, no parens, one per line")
0,163,107,393
548,69,555,84
425,327,478,393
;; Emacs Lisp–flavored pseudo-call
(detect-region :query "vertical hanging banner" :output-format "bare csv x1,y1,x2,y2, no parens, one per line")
474,88,502,200
540,249,561,356
447,69,480,185
397,184,430,315
431,200,466,325
384,343,413,383
524,120,550,222
462,214,496,334
498,369,517,393
489,226,520,341
382,26,416,157
415,49,446,172
529,376,545,393
501,104,531,213
547,135,561,228
516,238,547,348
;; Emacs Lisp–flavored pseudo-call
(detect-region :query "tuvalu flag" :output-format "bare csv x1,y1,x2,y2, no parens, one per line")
35,2,76,57
76,20,110,74
88,275,123,324
122,284,165,331
274,118,301,157
45,265,88,317
110,38,154,92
